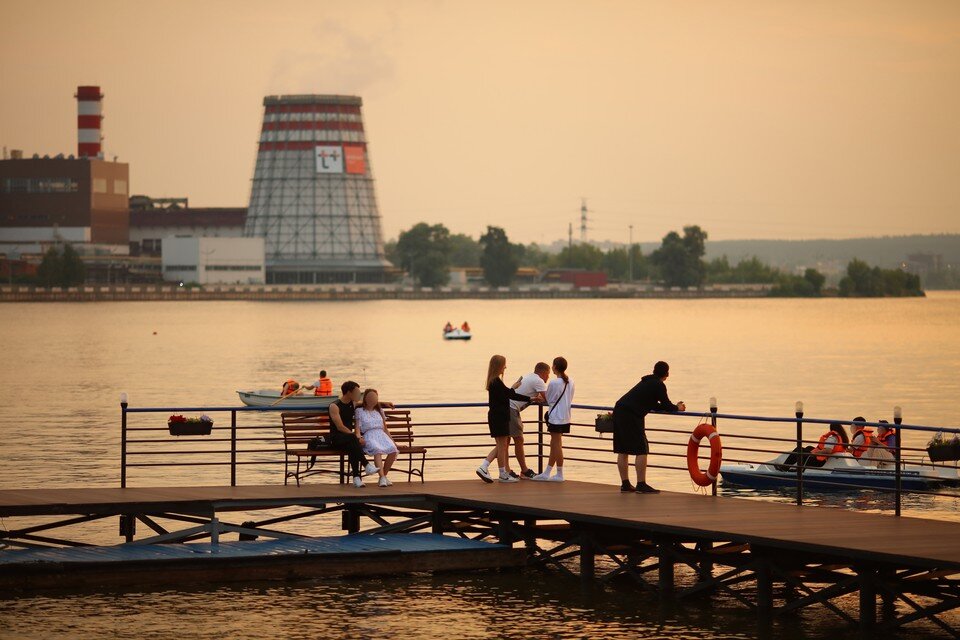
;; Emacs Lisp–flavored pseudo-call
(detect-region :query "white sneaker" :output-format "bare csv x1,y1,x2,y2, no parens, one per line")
548,475,565,482
364,463,379,476
353,476,365,488
531,473,550,482
383,477,393,486
499,474,519,483
476,466,494,483
378,476,389,488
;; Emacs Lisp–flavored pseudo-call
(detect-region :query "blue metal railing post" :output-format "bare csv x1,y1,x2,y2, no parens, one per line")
120,399,128,488
894,407,903,517
795,407,804,507
537,404,544,475
230,409,237,487
710,401,718,497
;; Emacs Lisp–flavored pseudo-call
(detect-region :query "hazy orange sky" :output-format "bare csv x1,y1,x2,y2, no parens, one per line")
2,0,958,244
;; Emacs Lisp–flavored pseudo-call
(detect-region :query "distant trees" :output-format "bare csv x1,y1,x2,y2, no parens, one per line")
650,225,708,287
37,244,85,288
838,259,924,297
479,226,519,286
769,268,826,297
394,223,452,287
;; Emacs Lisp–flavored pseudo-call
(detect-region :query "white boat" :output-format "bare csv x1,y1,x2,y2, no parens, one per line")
720,451,947,492
237,390,337,408
443,328,472,340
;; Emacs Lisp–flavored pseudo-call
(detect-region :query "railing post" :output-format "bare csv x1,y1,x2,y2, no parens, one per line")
230,409,237,487
795,401,804,507
894,406,903,517
709,397,718,497
537,404,544,475
120,393,128,489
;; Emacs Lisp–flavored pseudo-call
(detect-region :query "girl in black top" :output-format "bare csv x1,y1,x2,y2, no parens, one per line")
481,354,533,483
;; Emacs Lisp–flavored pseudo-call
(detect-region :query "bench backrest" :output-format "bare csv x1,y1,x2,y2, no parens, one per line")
384,409,415,446
281,412,330,450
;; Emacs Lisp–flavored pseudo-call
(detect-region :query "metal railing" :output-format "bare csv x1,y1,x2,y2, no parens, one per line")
120,400,960,517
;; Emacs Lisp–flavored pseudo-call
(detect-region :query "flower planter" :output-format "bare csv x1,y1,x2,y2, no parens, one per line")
927,442,960,462
168,421,213,436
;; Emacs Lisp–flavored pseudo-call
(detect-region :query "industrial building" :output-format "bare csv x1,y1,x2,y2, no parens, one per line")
0,86,130,259
129,196,246,256
162,236,264,285
244,94,393,283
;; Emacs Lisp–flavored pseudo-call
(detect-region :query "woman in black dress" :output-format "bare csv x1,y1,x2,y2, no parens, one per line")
482,354,534,483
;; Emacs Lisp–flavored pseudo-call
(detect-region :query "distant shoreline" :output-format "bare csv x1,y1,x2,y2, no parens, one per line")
1,283,777,302
0,283,943,302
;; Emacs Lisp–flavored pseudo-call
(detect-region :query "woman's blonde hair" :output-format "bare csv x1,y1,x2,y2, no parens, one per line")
485,355,506,390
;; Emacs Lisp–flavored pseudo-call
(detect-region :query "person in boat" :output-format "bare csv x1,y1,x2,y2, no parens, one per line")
356,388,399,488
860,419,896,467
777,422,849,470
444,321,454,333
477,362,549,481
477,355,539,484
304,370,333,397
808,422,849,467
328,381,379,487
849,416,874,459
461,321,471,332
613,361,685,494
533,356,574,482
281,379,302,396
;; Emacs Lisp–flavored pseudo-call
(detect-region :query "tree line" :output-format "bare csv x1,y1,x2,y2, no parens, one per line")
387,222,923,297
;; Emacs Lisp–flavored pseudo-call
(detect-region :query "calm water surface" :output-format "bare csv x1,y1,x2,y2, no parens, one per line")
1,294,959,638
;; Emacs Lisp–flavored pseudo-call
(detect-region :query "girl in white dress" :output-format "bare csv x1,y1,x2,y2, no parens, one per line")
355,389,399,487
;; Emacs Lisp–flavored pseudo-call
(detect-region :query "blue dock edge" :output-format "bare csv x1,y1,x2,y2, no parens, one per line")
0,533,501,567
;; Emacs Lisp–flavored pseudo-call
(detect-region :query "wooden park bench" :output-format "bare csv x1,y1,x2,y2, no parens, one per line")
281,409,427,486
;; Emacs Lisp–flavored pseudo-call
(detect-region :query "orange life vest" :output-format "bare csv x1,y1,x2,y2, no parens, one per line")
282,379,299,396
850,427,874,458
876,429,896,448
814,431,846,461
315,377,333,396
461,322,470,331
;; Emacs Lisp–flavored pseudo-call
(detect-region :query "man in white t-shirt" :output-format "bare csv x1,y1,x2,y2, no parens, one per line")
476,362,548,481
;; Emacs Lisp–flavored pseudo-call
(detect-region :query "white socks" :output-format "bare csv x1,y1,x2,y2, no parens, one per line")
544,465,553,476
480,459,490,471
554,467,563,480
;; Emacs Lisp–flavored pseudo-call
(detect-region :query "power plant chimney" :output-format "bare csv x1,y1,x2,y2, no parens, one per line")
75,86,103,159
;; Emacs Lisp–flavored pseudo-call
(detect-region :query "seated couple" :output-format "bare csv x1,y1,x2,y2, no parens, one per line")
328,381,399,488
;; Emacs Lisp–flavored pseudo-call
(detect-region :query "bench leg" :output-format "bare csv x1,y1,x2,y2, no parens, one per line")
420,452,426,483
296,457,302,487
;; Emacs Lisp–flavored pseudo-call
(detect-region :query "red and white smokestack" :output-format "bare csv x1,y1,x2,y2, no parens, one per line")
75,86,103,158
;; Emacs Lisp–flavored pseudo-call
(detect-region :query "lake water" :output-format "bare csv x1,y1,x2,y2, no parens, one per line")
1,293,959,638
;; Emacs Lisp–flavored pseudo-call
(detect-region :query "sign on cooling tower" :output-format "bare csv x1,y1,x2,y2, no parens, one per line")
315,144,366,175
315,146,344,173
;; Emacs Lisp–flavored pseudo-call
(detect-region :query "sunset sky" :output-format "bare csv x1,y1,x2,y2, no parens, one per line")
1,0,958,244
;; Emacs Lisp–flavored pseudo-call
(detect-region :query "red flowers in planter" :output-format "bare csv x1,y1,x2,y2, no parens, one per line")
168,414,187,423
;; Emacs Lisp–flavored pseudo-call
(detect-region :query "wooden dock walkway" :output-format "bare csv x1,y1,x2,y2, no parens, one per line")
1,480,958,635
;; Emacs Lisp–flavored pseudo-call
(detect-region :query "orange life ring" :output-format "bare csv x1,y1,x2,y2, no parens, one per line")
687,423,722,487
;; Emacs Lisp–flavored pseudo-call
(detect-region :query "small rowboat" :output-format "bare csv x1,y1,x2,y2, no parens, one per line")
443,328,472,341
237,390,337,408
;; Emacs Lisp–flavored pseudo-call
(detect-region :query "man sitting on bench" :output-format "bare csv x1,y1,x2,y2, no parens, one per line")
327,380,395,487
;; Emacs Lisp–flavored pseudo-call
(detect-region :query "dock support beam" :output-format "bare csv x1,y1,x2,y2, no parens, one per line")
658,544,674,597
858,567,877,634
579,535,595,583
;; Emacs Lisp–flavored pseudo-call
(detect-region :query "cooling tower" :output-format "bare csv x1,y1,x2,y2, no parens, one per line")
244,94,391,283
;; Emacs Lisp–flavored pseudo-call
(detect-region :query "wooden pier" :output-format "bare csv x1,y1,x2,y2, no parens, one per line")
1,480,958,636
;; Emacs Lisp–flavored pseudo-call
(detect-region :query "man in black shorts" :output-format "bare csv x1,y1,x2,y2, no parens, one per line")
613,361,685,493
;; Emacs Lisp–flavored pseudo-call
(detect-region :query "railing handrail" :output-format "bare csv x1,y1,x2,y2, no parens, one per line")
123,401,960,435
